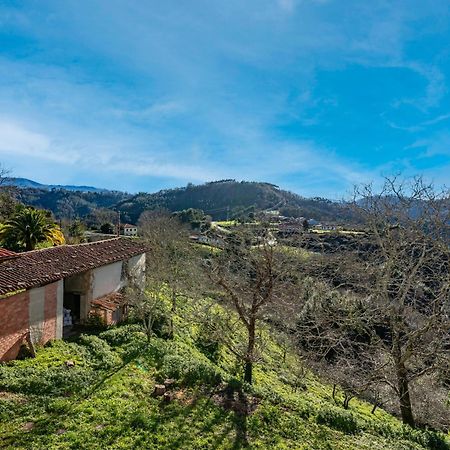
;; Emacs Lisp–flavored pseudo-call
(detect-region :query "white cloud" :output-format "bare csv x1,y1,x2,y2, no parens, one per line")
0,120,75,164
408,132,450,158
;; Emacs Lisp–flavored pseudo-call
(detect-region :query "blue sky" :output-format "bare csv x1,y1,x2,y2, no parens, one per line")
0,0,449,198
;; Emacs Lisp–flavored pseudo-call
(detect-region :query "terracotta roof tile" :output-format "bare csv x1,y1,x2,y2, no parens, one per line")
0,248,18,261
0,238,148,296
91,292,124,311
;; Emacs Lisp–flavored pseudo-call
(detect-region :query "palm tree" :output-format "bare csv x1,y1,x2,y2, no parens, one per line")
0,208,65,251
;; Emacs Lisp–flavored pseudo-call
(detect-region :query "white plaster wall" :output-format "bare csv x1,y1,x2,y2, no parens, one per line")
29,286,45,344
55,279,63,339
92,261,123,299
127,253,146,288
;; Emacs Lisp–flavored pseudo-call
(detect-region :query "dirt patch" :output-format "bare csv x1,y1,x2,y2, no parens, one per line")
0,391,26,403
211,385,259,415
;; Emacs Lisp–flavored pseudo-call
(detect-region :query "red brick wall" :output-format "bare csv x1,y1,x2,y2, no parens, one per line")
42,283,58,344
0,291,29,361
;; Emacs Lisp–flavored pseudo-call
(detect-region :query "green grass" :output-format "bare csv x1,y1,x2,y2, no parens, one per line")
0,296,448,449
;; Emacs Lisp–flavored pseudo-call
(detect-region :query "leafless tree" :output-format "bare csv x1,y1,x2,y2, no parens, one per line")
295,177,450,429
126,285,168,341
204,225,297,384
138,209,204,337
352,177,450,428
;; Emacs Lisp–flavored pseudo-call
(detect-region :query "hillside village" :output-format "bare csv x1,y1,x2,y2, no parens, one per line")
0,175,449,449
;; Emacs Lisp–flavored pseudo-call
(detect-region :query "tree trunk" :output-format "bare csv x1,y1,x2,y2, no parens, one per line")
396,362,415,427
244,318,256,384
168,289,177,339
25,232,33,251
392,329,415,427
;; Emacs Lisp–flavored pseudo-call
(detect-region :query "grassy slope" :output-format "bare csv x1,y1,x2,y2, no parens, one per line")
0,297,448,450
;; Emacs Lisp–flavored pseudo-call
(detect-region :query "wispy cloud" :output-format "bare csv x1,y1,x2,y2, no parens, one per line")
0,0,448,194
0,120,74,164
408,132,450,158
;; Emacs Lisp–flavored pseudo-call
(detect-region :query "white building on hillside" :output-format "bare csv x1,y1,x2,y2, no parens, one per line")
123,224,138,236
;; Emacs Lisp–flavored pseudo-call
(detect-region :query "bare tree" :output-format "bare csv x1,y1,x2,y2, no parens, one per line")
126,285,168,342
296,177,450,428
138,210,203,337
204,225,297,384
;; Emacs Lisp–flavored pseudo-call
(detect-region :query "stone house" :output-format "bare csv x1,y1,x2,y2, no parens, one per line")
0,238,147,361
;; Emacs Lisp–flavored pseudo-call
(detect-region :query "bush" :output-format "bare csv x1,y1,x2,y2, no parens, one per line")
99,324,143,347
78,334,120,370
0,364,97,396
84,312,108,330
399,427,450,450
160,353,221,386
157,342,222,386
367,419,450,449
316,406,359,435
195,323,221,362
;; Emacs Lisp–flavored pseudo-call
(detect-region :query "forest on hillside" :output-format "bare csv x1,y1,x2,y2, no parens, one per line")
12,180,359,224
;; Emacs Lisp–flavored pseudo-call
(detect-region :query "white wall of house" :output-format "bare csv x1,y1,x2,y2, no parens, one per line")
56,280,63,339
92,261,124,300
29,286,45,344
127,253,146,288
124,227,138,236
28,280,63,344
63,253,146,322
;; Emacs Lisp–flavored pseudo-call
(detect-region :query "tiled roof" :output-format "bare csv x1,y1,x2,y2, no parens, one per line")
0,238,148,296
91,292,124,311
0,248,18,261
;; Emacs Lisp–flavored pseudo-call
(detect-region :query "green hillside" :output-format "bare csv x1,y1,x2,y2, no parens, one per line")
14,180,358,225
1,294,447,450
16,188,130,221
116,180,356,223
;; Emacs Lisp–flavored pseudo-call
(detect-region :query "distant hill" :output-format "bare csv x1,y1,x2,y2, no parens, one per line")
5,177,108,193
115,180,357,223
15,187,131,223
10,179,359,224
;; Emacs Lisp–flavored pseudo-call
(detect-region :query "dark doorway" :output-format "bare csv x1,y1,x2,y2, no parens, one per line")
64,293,81,323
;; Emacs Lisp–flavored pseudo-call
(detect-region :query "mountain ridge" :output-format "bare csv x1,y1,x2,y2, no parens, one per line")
5,177,108,193
10,178,358,224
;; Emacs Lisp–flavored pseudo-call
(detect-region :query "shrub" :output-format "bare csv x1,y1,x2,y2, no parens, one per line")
316,406,359,435
99,324,143,347
368,420,450,449
84,312,108,330
160,352,222,386
0,364,97,396
157,342,222,386
78,334,120,370
399,427,450,450
195,323,221,362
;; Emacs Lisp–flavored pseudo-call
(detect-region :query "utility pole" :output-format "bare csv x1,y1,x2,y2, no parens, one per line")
117,210,121,237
